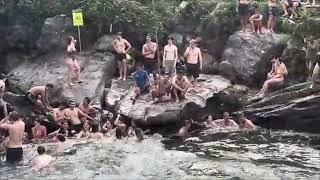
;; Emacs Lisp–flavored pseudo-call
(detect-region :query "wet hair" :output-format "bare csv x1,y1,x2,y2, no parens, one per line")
168,37,174,41
69,100,76,105
117,32,122,36
91,123,99,133
56,134,66,142
37,146,46,155
9,111,20,121
67,36,74,45
46,83,54,89
84,97,91,104
135,128,144,141
116,127,123,139
60,101,68,107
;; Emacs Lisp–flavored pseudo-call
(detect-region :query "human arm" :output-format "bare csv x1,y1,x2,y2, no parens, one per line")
198,48,203,70
124,40,132,53
0,115,9,130
142,45,148,56
78,109,93,121
53,111,65,124
77,131,84,139
44,90,52,109
184,47,190,58
174,47,178,67
32,127,36,139
43,127,47,139
163,47,167,66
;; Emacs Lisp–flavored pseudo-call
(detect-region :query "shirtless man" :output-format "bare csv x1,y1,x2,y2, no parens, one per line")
282,0,302,19
27,84,54,111
0,111,25,164
214,112,239,128
113,32,132,80
53,102,67,125
150,72,172,102
238,112,255,129
64,100,93,133
79,97,96,117
142,34,158,74
238,0,251,32
32,120,47,143
0,76,7,118
268,0,278,33
184,39,202,91
178,120,192,141
172,70,191,103
257,58,288,97
163,37,178,74
32,146,54,170
249,9,263,34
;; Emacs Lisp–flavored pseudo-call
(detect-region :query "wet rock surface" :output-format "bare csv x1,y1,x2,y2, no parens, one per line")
105,75,233,126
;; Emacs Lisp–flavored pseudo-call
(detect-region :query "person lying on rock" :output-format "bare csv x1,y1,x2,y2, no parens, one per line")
150,72,172,103
0,75,8,118
257,57,288,97
48,121,71,138
131,62,150,104
79,97,97,118
249,9,263,34
213,112,239,128
281,0,302,19
32,119,47,144
77,122,91,139
172,70,191,103
53,102,67,126
66,36,82,86
64,100,93,133
238,112,255,129
32,146,55,170
184,39,203,91
27,84,54,113
178,119,192,141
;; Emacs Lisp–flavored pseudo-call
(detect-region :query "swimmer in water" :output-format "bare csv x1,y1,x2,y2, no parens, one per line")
31,120,47,143
178,120,192,141
89,124,103,141
238,112,255,129
54,134,66,155
202,115,217,128
32,146,54,170
77,122,91,139
213,112,239,128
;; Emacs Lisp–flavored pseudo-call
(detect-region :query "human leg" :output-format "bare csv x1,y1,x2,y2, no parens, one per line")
117,60,123,80
122,59,127,80
66,59,74,86
73,59,81,82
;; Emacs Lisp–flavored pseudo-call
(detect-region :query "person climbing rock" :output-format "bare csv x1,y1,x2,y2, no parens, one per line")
113,32,132,81
27,84,54,112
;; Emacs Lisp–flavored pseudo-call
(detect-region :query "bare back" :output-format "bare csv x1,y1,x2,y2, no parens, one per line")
7,120,25,148
29,86,46,102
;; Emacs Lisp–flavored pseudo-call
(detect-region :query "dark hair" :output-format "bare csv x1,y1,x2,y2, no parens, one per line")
84,97,91,104
135,128,144,141
91,123,99,133
37,146,46,155
67,36,74,45
135,62,143,68
185,120,191,125
9,111,20,121
168,37,174,41
116,127,122,139
146,33,152,38
56,134,66,142
46,83,54,89
117,32,122,36
60,101,68,107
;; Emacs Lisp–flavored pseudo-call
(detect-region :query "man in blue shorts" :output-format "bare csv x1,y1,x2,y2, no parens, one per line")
131,62,150,104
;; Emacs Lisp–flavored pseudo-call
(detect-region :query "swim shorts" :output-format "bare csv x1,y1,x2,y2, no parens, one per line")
163,60,175,74
6,147,23,164
238,3,249,16
269,6,277,17
115,53,126,62
186,63,200,78
144,58,158,74
71,124,83,134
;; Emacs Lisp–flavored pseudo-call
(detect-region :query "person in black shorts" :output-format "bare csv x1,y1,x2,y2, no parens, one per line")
142,34,158,74
281,0,302,19
268,0,278,34
238,0,251,32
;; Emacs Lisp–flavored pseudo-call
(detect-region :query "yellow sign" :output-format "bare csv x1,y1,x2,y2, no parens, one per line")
72,9,84,26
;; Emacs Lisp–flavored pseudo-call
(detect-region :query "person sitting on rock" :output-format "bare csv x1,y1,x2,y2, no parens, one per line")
214,112,239,128
89,123,104,141
77,122,91,139
281,0,302,19
131,62,150,104
79,97,97,118
257,58,288,97
53,102,67,126
32,119,47,143
238,112,255,129
249,9,263,34
64,100,93,133
27,84,54,113
178,120,192,141
32,146,55,170
150,72,172,103
172,70,191,103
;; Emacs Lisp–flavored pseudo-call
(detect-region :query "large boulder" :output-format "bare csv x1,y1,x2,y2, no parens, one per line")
105,75,233,125
8,51,115,105
94,35,116,53
36,14,75,54
220,31,283,86
202,52,219,74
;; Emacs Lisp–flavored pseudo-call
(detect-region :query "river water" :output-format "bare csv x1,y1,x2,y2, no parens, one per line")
0,129,319,180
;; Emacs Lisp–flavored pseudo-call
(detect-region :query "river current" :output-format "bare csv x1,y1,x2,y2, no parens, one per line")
0,128,319,180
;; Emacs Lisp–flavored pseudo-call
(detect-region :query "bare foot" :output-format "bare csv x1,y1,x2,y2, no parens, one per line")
69,82,75,86
123,77,126,81
118,77,123,80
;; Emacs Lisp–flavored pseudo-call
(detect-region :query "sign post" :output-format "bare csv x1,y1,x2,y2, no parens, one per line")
72,9,84,51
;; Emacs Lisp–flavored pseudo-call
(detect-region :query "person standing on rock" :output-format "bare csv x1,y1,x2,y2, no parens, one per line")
142,34,158,74
0,111,25,164
163,37,178,74
66,36,82,86
249,9,263,34
113,32,132,81
131,62,150,104
268,0,278,33
257,58,288,97
184,39,202,91
27,84,54,112
238,0,251,32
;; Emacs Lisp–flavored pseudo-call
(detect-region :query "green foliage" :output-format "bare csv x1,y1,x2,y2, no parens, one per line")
279,33,291,45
